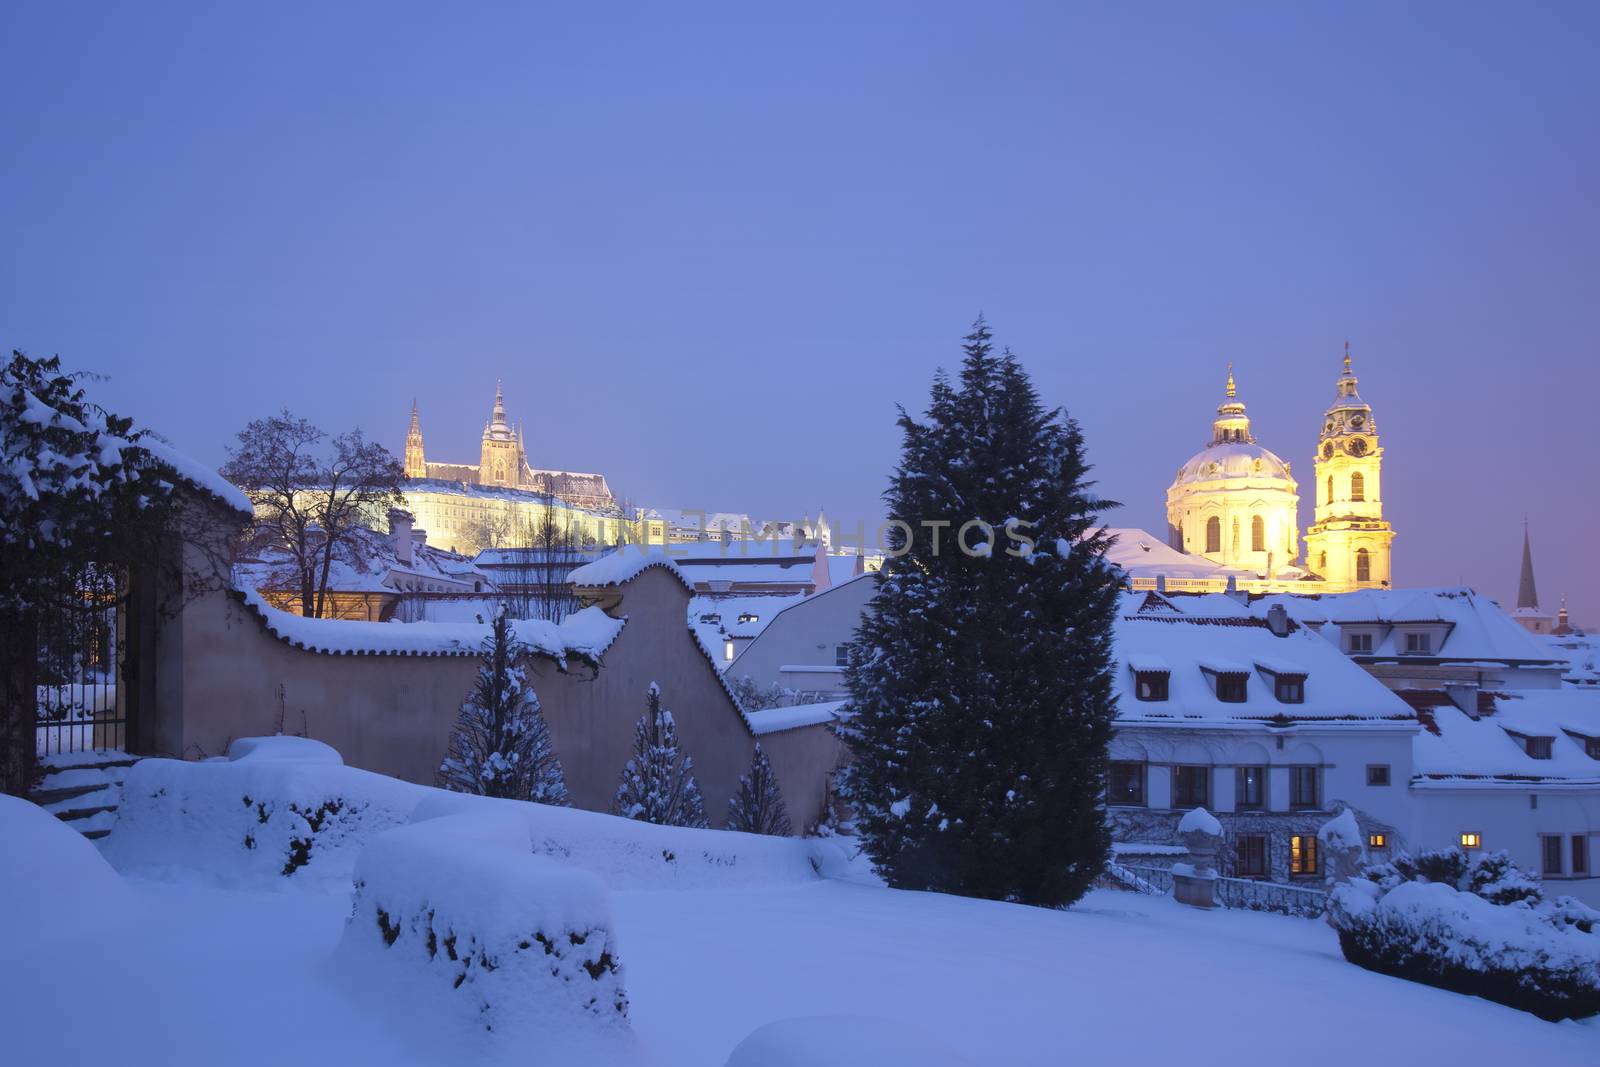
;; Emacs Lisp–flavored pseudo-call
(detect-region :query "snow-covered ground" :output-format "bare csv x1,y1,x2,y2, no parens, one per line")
4,745,1597,1066
6,862,1597,1064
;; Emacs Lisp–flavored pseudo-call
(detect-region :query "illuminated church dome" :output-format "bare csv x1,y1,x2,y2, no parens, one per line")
1166,366,1300,576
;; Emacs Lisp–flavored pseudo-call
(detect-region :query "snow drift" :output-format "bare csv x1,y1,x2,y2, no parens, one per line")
0,794,133,943
723,1016,974,1067
333,809,633,1056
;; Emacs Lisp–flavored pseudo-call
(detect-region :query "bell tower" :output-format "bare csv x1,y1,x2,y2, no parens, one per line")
1305,344,1394,591
403,400,427,479
478,381,519,487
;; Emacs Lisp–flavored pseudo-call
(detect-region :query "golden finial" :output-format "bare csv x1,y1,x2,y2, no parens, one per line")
1343,340,1352,375
1224,362,1236,399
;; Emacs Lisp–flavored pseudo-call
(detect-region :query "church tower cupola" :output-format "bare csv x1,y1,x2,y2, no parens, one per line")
403,400,427,479
1305,343,1395,591
1210,364,1255,445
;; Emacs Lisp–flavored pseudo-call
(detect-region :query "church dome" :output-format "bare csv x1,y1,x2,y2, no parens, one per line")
1172,440,1294,489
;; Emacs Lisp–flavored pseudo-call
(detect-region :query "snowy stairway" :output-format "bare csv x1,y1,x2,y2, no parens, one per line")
31,753,138,840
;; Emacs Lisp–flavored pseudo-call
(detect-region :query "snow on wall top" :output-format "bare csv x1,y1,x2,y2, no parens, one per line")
1413,689,1600,784
139,437,254,515
1255,587,1561,666
567,544,692,592
1113,591,1412,725
745,700,847,736
235,586,624,664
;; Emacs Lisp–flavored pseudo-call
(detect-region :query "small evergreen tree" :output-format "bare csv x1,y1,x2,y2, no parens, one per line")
726,744,793,836
840,319,1122,907
611,683,708,827
439,614,569,804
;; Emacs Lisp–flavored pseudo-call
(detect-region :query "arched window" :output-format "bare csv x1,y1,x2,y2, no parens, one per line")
1356,548,1371,583
1350,472,1365,501
1326,475,1334,502
1251,515,1265,552
1318,551,1327,572
1205,516,1221,554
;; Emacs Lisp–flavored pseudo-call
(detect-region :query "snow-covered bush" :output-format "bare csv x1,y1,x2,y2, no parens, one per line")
1362,847,1542,906
726,744,793,836
1329,872,1600,1020
439,614,569,804
726,675,796,712
334,811,632,1053
611,683,707,828
102,737,424,882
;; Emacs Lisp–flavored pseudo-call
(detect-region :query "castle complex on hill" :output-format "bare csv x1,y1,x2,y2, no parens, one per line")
1165,345,1395,593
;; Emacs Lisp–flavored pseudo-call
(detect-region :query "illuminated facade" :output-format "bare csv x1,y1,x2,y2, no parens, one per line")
1166,367,1301,579
1304,346,1394,591
403,385,616,511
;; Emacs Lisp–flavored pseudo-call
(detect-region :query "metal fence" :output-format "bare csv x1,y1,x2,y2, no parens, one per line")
1115,864,1328,919
34,568,126,759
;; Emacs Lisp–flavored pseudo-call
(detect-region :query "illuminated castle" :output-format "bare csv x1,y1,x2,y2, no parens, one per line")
404,384,615,512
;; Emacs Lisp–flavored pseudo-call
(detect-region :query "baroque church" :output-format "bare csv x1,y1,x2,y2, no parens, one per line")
404,384,616,512
1165,345,1394,593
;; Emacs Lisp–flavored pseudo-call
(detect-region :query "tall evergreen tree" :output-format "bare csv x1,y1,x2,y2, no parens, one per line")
840,319,1122,907
726,744,793,836
611,683,708,828
439,613,569,804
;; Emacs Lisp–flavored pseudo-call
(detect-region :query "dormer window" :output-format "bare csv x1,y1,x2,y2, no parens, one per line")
737,612,759,624
1403,632,1431,655
1275,677,1304,703
1587,738,1600,760
1346,632,1373,653
1526,737,1553,760
1135,672,1169,701
1217,675,1247,702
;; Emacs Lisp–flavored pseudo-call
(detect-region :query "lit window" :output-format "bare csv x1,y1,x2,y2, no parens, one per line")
1366,764,1390,786
1460,832,1481,850
1368,833,1387,849
1290,834,1319,876
723,640,735,662
1355,548,1371,583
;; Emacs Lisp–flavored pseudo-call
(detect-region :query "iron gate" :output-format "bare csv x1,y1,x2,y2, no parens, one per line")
34,567,129,758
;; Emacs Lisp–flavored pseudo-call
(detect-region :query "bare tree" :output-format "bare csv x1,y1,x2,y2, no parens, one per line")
222,411,403,618
497,496,583,622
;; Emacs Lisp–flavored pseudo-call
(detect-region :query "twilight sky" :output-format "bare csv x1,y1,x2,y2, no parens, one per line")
3,3,1596,623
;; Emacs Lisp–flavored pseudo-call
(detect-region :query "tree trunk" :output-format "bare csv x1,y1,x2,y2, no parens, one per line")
0,608,40,797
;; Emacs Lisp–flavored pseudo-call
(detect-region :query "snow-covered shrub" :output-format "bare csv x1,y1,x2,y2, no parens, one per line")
726,675,796,712
334,811,632,1052
726,744,793,836
439,613,569,804
102,738,423,882
611,683,707,828
1329,876,1600,1020
1362,847,1542,906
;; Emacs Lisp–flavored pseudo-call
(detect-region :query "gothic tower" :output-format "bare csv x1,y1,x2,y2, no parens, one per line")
404,400,427,479
1305,344,1394,591
478,381,520,487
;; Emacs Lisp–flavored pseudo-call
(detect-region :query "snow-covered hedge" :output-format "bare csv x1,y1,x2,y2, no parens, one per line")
1329,876,1600,1020
102,738,426,882
333,810,632,1053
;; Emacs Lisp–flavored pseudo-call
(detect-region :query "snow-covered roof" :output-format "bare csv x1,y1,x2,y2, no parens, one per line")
1171,440,1295,489
1540,630,1600,687
237,525,495,596
400,477,616,518
1412,690,1600,785
234,586,624,665
745,700,847,736
1254,587,1562,666
1102,528,1254,581
688,592,808,664
1113,591,1413,725
140,438,254,516
567,544,693,591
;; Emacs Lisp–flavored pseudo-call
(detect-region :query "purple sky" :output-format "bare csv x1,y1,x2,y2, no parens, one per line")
4,3,1596,623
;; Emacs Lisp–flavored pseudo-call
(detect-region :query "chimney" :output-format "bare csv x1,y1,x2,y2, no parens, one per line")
1266,603,1290,637
1444,682,1481,719
389,508,414,566
1225,574,1247,605
1156,574,1167,594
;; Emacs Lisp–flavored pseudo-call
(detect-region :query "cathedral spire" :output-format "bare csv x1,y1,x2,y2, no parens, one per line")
403,398,426,479
1518,522,1540,611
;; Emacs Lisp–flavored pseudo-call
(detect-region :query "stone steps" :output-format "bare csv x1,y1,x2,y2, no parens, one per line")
31,752,136,840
